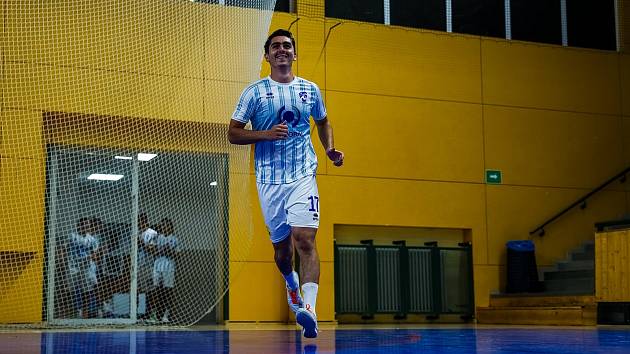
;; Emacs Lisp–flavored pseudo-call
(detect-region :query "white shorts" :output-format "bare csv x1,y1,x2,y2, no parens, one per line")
138,264,154,292
153,269,175,288
257,175,320,244
153,260,176,288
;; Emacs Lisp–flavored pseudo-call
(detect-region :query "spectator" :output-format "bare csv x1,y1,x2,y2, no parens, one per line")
138,213,158,319
152,218,180,323
67,217,100,318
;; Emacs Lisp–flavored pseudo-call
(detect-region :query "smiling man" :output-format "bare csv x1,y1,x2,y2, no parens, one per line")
228,29,344,338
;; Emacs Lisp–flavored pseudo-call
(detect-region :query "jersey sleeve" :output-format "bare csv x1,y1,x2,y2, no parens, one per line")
231,85,257,124
311,83,327,121
143,229,157,244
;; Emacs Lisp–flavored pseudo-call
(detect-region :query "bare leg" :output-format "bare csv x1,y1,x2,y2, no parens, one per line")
292,227,320,338
272,234,294,276
292,227,319,284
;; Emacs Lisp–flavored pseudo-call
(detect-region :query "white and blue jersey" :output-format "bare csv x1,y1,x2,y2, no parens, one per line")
232,76,327,184
153,234,179,288
154,233,179,273
67,232,99,291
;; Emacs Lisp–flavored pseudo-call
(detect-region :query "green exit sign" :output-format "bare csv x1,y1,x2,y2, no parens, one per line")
486,169,502,184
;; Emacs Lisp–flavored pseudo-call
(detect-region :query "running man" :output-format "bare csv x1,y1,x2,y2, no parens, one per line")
228,29,344,338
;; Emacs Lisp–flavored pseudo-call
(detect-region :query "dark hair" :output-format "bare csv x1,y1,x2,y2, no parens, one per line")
159,218,174,234
264,29,296,54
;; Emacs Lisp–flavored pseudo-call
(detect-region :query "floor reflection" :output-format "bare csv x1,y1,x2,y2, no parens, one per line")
0,326,629,354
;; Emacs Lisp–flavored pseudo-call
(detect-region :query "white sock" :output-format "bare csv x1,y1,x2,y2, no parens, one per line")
301,282,318,314
283,271,299,290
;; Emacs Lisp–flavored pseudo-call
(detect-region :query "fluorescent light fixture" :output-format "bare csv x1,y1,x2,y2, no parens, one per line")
114,155,133,160
87,174,124,181
137,153,158,161
210,181,218,186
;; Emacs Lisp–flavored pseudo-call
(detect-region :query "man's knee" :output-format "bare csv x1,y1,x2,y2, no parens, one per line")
292,228,316,254
273,237,293,262
275,248,292,263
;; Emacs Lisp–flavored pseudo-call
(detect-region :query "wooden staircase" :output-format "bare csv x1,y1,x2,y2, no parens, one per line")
477,241,597,326
477,294,596,325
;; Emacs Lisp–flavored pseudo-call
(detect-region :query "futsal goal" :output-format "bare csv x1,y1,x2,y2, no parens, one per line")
0,0,276,327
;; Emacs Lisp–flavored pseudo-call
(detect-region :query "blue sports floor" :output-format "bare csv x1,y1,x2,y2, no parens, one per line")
2,325,630,354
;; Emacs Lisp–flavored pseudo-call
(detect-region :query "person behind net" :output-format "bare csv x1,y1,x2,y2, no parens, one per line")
97,220,120,318
228,28,344,338
67,217,100,318
137,213,157,320
90,217,108,318
152,218,180,323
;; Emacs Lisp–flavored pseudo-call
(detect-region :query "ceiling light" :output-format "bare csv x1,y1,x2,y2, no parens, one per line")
137,153,158,161
210,181,218,186
87,174,124,181
114,156,133,160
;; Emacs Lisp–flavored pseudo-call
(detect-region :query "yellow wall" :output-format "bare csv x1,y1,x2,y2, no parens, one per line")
243,11,628,316
0,109,46,321
1,0,628,323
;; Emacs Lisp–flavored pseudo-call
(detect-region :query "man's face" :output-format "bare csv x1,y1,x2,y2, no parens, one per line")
138,217,148,230
161,223,173,235
265,35,295,68
78,220,91,235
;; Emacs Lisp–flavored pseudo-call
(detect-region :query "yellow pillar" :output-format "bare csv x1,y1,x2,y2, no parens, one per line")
0,110,46,323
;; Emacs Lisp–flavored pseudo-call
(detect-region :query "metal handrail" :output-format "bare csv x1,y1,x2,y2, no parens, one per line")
529,166,630,237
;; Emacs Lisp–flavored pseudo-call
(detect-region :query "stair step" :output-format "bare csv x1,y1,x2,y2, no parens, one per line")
556,260,594,271
545,278,594,293
533,290,595,296
490,294,595,308
570,251,594,261
476,306,596,326
544,269,594,280
582,242,595,252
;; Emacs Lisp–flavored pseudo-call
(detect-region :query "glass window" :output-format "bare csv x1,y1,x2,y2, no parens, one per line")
325,0,384,24
45,146,228,323
225,0,273,10
452,0,505,38
390,0,446,31
567,0,616,50
511,0,562,45
274,0,291,13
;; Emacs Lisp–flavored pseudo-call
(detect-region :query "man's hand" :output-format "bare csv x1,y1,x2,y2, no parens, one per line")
267,122,289,140
326,148,344,167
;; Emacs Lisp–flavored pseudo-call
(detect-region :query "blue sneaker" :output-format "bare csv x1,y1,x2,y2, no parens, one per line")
286,285,304,314
296,307,318,338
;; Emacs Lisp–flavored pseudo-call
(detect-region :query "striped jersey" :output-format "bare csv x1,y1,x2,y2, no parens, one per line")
232,76,327,184
67,232,99,288
154,233,179,273
138,228,157,268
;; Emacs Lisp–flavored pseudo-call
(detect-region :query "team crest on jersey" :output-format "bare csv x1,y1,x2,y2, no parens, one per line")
277,105,301,127
299,91,308,103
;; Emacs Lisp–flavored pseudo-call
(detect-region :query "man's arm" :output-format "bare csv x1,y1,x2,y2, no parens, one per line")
166,238,180,258
314,117,344,166
228,119,288,145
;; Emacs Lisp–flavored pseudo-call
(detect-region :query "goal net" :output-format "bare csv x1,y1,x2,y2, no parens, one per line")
1,0,275,327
